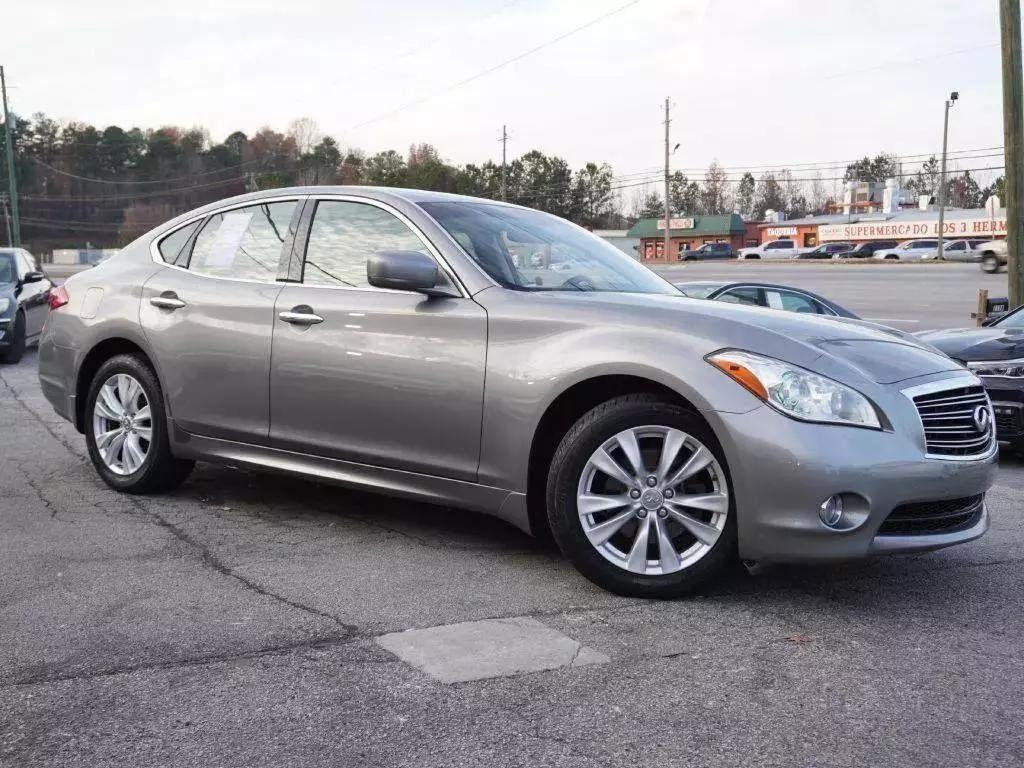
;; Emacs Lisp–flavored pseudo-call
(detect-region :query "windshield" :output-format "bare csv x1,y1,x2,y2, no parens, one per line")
0,253,15,285
677,284,722,298
419,201,678,294
994,305,1024,331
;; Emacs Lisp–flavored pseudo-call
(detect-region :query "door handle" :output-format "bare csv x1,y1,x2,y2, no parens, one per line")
279,308,324,325
150,295,187,310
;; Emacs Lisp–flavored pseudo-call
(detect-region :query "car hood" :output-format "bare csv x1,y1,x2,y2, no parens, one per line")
915,326,1024,362
548,291,963,385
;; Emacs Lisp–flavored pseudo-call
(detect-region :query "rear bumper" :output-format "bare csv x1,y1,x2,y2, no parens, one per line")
708,403,998,563
37,333,78,425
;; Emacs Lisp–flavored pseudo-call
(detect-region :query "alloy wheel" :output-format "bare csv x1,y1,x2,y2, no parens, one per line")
576,425,728,576
92,373,152,476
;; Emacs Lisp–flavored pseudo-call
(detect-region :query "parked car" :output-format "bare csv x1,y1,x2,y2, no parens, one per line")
799,243,853,260
916,305,1024,451
0,248,52,364
976,239,1008,273
681,242,735,260
919,239,984,262
832,240,899,259
38,187,997,597
737,239,806,260
873,239,940,261
675,280,858,318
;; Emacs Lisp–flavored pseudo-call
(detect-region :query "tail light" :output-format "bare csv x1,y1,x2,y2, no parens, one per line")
48,285,70,310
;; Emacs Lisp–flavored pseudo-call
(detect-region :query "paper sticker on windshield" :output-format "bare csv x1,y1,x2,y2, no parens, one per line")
204,212,253,268
765,291,784,310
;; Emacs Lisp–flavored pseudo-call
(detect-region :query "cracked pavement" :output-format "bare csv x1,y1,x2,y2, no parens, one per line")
2,349,1023,767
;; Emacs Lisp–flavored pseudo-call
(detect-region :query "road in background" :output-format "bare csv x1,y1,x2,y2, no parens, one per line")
654,262,1009,330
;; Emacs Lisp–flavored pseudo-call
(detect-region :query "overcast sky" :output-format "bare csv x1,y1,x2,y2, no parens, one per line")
4,0,1009,188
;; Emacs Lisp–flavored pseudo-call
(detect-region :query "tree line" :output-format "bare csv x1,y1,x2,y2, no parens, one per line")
0,113,1005,253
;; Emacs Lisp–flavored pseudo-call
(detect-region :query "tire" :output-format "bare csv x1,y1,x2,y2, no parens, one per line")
546,394,737,598
84,353,194,493
0,311,26,364
982,254,1000,274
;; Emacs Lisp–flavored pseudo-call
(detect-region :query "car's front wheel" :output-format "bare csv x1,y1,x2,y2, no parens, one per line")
85,354,194,493
546,394,736,598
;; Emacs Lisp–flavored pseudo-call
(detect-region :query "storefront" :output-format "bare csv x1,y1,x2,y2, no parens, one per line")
628,214,747,262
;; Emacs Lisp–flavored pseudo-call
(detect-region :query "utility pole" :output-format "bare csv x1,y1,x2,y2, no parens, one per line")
663,98,671,262
1,193,10,247
1001,0,1024,307
0,66,19,247
935,91,958,261
500,125,508,202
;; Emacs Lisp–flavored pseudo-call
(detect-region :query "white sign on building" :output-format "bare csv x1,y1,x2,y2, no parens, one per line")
818,216,1007,242
656,217,695,230
763,226,798,238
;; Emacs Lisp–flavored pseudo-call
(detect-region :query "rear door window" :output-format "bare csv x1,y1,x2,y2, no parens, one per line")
189,201,298,280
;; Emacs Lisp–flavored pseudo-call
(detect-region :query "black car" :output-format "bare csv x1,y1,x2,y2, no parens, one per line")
674,280,858,318
681,242,735,260
799,242,854,259
917,307,1024,450
0,248,52,364
833,239,899,259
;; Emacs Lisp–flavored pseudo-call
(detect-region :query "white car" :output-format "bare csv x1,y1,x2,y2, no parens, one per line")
920,239,988,262
872,239,940,261
737,239,805,260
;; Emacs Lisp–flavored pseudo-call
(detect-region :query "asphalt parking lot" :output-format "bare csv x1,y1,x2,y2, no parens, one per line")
3,264,1024,767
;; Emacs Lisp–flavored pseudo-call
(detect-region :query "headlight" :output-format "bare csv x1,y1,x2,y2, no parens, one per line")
707,349,882,429
0,297,9,315
967,358,1024,377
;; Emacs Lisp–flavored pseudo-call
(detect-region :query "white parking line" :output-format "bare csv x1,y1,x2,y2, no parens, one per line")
865,318,920,323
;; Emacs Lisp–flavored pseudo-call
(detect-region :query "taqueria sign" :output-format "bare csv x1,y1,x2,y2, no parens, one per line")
818,216,1006,242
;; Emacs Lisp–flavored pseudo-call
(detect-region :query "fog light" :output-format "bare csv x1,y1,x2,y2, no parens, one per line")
819,495,845,528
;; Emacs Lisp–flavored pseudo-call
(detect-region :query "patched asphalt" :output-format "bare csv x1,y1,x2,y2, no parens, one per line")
2,343,1023,768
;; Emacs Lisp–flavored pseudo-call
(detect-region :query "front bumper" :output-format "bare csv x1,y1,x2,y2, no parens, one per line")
708,399,998,563
980,379,1024,442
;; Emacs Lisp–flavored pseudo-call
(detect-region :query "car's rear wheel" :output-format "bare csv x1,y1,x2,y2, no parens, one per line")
982,254,1000,274
85,354,194,493
546,394,736,598
0,311,26,364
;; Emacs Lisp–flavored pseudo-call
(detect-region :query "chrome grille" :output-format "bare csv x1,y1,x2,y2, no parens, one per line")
912,385,994,457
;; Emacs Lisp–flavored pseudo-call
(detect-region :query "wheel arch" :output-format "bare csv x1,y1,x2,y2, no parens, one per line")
525,373,713,540
74,337,160,432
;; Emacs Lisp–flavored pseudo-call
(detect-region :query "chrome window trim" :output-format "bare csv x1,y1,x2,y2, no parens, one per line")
147,195,305,286
283,194,470,299
900,375,997,462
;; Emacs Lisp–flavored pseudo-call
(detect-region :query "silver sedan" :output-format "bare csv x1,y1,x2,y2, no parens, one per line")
38,187,997,597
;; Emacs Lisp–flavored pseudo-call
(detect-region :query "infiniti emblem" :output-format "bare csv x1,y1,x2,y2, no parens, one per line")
972,405,991,434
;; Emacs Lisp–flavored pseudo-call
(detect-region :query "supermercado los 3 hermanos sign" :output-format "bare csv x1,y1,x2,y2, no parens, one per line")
818,216,1007,242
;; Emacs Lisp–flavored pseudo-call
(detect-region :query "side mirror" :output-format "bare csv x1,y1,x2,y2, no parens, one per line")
367,250,459,298
23,271,46,284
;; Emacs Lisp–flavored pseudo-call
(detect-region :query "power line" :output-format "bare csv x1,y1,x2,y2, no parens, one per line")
346,0,643,131
20,174,255,201
30,155,268,185
823,43,1000,81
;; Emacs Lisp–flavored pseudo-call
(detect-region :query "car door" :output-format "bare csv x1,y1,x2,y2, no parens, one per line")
139,197,302,444
15,251,50,338
268,196,487,481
